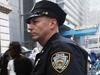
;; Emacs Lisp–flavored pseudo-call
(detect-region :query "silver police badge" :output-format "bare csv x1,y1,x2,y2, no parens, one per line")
51,52,70,73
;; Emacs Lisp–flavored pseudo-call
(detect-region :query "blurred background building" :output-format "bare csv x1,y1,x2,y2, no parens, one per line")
0,0,11,53
0,0,100,55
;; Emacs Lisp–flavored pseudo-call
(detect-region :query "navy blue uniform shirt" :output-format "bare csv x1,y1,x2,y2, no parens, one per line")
33,33,88,75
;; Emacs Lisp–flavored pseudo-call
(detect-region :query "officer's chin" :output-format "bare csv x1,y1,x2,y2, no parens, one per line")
32,37,38,42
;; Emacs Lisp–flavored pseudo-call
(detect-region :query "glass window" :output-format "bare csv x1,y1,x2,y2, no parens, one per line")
0,26,9,33
59,2,64,8
99,37,100,42
56,0,64,2
1,47,9,53
1,40,10,47
88,38,98,44
0,0,8,4
0,19,9,27
0,12,8,19
0,33,10,40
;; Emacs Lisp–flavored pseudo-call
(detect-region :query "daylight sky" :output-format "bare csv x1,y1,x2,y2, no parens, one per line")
89,0,100,11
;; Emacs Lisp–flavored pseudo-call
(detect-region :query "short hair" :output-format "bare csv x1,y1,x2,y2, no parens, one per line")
9,41,22,53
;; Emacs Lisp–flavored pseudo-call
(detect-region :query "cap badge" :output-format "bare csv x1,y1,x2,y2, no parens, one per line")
42,11,48,15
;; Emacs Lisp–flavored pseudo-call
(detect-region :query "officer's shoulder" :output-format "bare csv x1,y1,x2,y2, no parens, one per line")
51,36,77,48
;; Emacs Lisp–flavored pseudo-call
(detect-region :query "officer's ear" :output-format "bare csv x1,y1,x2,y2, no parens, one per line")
49,18,58,29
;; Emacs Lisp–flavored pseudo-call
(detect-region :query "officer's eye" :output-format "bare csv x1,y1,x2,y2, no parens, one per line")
32,20,39,25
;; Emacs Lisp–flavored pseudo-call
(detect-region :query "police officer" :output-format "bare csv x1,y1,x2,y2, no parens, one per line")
26,1,88,75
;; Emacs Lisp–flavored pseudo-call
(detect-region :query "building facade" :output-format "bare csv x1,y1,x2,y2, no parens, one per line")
0,0,11,53
8,0,24,44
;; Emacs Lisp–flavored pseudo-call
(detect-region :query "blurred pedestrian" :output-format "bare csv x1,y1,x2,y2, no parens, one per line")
7,41,33,75
88,52,97,75
95,56,100,75
89,51,97,65
0,49,10,75
26,1,88,75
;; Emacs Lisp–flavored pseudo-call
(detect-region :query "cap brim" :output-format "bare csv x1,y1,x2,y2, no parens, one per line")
26,13,40,24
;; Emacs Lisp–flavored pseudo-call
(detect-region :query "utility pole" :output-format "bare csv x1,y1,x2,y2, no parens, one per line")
0,35,1,54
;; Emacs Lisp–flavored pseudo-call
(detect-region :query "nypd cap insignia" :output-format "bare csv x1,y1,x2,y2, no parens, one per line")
51,52,70,73
26,1,66,26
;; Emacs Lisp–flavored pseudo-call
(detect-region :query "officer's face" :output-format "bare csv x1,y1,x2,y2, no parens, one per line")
27,16,54,42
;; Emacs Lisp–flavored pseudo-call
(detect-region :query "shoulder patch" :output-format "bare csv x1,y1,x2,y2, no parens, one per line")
51,52,70,73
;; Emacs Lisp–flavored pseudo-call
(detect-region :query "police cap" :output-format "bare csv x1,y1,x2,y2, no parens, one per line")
26,1,66,26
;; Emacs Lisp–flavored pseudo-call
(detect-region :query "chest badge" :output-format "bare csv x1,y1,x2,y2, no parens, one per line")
51,52,70,73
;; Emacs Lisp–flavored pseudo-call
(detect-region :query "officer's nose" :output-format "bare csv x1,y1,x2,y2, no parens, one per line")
27,24,33,32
